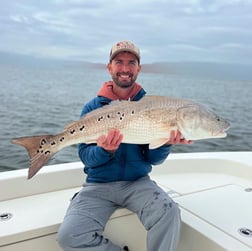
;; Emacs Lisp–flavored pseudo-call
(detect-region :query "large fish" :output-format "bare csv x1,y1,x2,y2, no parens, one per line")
12,96,230,179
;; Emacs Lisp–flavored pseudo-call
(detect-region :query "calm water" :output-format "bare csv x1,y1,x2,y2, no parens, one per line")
0,63,251,172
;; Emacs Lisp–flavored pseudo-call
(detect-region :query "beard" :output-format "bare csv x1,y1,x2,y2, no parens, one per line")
112,72,138,89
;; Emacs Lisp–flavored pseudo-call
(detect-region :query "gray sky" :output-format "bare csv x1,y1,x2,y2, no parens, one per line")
1,0,251,64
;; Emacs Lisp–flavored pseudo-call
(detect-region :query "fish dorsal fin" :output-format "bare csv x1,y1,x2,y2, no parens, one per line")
149,138,169,149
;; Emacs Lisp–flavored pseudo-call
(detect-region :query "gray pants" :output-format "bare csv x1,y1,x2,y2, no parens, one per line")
57,176,181,251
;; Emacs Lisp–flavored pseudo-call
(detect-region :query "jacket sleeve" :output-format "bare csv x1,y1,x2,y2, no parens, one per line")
142,144,172,165
78,143,114,167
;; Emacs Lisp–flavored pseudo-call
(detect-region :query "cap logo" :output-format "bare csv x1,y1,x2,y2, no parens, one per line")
116,41,135,50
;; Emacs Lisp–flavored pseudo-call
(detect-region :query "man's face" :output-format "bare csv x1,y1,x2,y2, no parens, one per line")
107,52,141,88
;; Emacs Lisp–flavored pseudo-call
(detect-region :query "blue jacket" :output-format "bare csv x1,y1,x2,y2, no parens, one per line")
78,87,172,183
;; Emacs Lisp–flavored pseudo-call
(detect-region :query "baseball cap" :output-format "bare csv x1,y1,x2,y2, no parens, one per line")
109,40,140,62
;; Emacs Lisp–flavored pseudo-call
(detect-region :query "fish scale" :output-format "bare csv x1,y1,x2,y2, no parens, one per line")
11,95,230,179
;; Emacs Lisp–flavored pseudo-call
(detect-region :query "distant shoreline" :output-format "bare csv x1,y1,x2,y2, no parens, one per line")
0,51,252,80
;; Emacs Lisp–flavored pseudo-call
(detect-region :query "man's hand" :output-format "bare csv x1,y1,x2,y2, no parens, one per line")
167,130,193,145
97,129,123,153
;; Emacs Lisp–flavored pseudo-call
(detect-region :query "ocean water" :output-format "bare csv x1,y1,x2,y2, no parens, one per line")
0,63,251,172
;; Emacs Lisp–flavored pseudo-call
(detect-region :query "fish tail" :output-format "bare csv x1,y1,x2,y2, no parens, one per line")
11,135,55,179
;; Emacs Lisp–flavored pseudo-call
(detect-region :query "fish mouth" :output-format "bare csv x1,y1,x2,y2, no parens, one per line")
213,126,230,138
212,131,227,138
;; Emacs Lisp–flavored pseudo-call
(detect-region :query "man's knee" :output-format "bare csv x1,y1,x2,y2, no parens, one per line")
57,222,73,249
58,227,102,249
163,200,181,224
141,193,181,230
57,217,103,249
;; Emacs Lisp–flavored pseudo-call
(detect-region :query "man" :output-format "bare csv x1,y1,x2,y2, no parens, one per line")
57,40,192,251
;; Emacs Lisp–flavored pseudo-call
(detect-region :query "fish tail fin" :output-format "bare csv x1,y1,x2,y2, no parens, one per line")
11,135,55,179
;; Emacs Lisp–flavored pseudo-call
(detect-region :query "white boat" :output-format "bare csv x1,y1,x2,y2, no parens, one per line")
1,152,252,251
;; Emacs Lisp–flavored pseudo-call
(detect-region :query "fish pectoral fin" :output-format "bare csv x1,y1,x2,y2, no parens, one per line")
85,139,97,145
149,138,169,149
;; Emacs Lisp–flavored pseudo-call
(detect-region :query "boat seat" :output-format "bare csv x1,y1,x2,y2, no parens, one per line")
174,184,252,251
1,154,252,251
0,180,176,249
0,186,145,249
0,187,78,246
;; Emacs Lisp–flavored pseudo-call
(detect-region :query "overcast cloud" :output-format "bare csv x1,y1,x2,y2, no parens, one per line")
0,0,251,64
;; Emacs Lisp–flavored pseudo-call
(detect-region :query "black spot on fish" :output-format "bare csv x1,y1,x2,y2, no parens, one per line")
51,141,56,146
131,110,135,114
80,125,85,131
107,114,111,118
119,113,125,120
45,150,51,155
97,116,104,122
41,139,47,145
60,137,64,142
70,129,75,134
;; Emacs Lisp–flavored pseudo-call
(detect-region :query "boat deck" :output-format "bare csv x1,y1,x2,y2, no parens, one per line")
1,152,252,251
